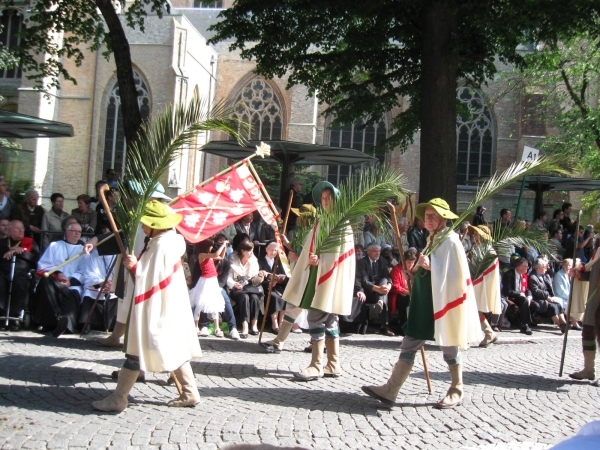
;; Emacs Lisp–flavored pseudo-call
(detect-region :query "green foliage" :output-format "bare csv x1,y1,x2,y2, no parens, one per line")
426,156,568,256
13,0,172,92
114,94,248,252
208,0,600,153
291,165,407,254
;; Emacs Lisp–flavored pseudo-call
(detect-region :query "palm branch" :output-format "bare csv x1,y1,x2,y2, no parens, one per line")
113,93,248,253
425,156,569,256
298,165,407,254
468,225,557,280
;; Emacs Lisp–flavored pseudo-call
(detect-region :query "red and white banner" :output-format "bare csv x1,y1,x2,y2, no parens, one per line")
171,165,256,243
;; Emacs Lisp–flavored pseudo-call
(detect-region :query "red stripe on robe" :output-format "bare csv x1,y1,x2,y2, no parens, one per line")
317,248,355,286
433,278,472,321
134,261,182,305
472,259,499,286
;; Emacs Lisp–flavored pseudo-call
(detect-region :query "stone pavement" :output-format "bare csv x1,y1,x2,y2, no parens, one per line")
0,325,599,450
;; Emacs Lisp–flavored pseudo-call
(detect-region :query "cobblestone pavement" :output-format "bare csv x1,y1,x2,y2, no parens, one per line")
0,325,599,450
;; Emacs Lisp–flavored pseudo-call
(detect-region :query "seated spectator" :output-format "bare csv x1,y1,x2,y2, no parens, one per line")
41,193,70,249
553,258,581,330
258,241,289,333
75,248,118,333
363,222,386,248
32,221,84,337
355,243,394,336
381,243,398,268
214,233,239,339
0,218,8,239
234,213,260,246
550,229,566,260
354,244,364,260
227,239,264,338
95,189,117,235
531,211,548,233
13,190,45,245
0,176,15,220
388,250,416,334
501,256,538,335
0,220,40,330
215,232,234,259
71,194,98,233
408,217,428,253
529,258,568,333
231,232,250,255
105,168,119,189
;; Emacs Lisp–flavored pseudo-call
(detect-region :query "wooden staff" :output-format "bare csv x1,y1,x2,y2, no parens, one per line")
388,202,432,394
258,190,294,344
559,210,582,377
79,256,119,337
43,233,116,278
99,185,183,395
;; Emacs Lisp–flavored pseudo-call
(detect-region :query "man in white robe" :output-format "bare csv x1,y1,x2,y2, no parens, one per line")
92,201,202,412
32,222,84,337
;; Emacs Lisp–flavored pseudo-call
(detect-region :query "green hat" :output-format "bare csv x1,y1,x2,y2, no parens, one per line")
416,198,458,221
312,181,340,207
140,200,182,230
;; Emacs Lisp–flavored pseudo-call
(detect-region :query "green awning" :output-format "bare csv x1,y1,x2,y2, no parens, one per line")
0,110,74,138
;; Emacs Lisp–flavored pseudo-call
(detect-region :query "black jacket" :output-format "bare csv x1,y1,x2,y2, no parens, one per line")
408,226,429,252
355,257,390,294
528,272,554,301
258,256,288,295
501,269,531,299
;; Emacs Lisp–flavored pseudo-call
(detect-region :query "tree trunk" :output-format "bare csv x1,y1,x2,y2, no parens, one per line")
95,0,142,149
418,0,459,209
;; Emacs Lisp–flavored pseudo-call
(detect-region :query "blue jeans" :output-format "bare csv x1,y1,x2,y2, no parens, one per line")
199,288,237,330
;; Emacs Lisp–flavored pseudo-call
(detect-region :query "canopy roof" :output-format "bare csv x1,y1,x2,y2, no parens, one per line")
0,110,74,139
200,139,378,166
469,175,600,192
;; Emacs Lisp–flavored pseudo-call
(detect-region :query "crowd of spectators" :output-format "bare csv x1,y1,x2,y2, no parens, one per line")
0,168,594,345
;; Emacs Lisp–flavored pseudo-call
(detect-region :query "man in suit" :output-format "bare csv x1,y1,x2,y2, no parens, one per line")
355,243,394,336
234,213,260,245
501,256,539,335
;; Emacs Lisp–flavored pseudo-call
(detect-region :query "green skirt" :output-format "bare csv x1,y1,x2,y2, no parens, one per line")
299,265,323,312
403,268,435,341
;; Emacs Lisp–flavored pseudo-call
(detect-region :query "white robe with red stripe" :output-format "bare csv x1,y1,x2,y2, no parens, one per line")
124,229,201,373
283,222,355,315
472,258,502,314
431,230,482,350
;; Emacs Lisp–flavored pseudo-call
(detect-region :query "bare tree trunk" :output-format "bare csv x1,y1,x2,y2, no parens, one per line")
95,0,142,149
418,0,459,209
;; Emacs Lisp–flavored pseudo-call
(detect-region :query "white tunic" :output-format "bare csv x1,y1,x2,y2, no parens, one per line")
472,258,502,314
38,240,84,296
74,249,118,302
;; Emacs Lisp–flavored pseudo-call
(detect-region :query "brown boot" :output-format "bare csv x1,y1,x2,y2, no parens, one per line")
260,319,294,353
323,339,341,377
293,340,324,381
167,362,200,407
435,364,463,409
96,321,126,348
92,367,138,412
361,360,412,406
569,351,596,381
479,318,497,348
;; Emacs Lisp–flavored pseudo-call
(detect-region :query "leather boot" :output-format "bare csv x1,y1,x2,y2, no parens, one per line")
435,364,463,409
569,350,596,380
479,318,497,348
361,360,412,406
96,321,126,348
293,339,324,381
323,339,341,377
167,362,200,407
92,367,138,412
260,320,294,353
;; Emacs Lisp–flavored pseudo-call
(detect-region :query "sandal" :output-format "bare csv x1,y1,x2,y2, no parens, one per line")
214,328,224,338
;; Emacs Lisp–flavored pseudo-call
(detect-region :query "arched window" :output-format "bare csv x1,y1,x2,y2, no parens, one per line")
230,78,283,140
327,118,387,186
456,87,494,186
102,71,151,176
0,9,22,79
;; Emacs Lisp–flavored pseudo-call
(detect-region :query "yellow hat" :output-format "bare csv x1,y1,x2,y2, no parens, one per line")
416,198,458,221
290,204,317,217
468,224,492,241
140,200,182,230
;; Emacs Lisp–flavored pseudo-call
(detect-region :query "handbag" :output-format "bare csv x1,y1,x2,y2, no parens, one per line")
242,284,264,295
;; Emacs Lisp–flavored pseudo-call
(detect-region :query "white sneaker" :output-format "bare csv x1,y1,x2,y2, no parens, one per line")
229,328,240,340
292,328,302,334
198,327,209,337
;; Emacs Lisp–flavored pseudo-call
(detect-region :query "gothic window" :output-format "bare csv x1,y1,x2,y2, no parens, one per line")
456,87,494,186
327,118,387,186
194,0,223,7
102,71,151,177
0,10,22,79
231,78,283,140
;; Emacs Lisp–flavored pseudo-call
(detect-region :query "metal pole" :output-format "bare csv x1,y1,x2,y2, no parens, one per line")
514,176,527,220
